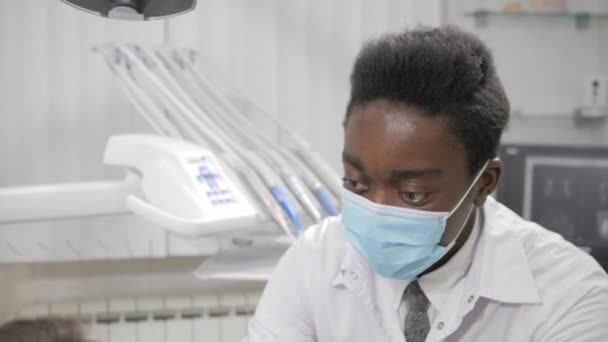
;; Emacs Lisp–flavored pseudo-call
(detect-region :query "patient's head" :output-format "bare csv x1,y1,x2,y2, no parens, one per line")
0,317,90,342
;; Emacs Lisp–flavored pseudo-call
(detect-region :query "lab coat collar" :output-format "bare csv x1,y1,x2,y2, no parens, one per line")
332,241,373,288
470,197,542,304
333,196,541,308
332,229,409,311
332,239,398,341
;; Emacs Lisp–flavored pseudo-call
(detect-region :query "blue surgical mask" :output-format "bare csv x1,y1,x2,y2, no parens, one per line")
341,161,489,280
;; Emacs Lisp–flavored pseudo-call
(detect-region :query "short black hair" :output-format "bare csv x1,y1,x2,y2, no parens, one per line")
345,26,510,175
0,317,90,342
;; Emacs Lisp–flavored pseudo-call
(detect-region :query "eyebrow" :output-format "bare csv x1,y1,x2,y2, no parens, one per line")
390,168,442,180
343,152,442,180
342,152,366,173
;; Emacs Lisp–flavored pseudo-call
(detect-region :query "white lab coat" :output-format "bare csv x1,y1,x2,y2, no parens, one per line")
245,197,608,342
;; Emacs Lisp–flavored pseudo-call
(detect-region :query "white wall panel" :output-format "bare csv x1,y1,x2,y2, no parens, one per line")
276,0,311,144
306,0,337,166
0,1,165,187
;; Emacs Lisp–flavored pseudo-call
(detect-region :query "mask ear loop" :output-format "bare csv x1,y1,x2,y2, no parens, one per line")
441,159,491,248
446,159,491,219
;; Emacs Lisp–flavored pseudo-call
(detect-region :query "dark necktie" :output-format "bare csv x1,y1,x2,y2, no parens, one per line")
403,280,430,342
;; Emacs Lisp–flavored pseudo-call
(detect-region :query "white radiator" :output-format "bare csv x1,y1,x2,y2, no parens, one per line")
13,292,261,342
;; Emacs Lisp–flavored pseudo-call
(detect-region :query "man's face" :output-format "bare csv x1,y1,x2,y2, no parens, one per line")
342,99,499,245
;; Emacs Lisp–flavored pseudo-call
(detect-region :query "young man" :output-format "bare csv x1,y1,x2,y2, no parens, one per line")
245,26,608,341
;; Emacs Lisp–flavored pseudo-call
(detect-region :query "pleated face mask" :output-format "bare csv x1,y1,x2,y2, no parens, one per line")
341,161,488,280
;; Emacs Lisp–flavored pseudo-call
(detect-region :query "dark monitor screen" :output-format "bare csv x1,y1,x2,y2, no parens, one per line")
497,144,608,269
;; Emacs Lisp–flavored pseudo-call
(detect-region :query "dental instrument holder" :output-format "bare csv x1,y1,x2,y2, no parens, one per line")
104,134,271,238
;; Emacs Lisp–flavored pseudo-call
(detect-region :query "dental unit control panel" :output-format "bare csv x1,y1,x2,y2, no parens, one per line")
104,134,261,238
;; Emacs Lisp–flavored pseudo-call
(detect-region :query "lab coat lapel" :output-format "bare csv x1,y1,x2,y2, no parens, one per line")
474,198,541,304
432,198,542,341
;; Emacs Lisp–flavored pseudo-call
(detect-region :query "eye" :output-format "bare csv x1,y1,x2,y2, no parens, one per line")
342,178,369,193
399,191,429,206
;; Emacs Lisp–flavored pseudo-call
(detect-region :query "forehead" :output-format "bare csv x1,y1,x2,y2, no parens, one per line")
343,99,467,178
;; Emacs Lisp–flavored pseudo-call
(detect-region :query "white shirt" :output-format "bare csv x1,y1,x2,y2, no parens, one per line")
409,208,481,325
245,197,608,342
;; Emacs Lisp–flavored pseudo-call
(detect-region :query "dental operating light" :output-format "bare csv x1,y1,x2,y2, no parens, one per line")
60,0,196,20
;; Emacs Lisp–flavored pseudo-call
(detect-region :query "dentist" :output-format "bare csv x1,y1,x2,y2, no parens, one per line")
245,26,608,342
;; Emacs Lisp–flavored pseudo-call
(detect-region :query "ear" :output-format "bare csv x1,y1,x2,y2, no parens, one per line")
474,158,502,207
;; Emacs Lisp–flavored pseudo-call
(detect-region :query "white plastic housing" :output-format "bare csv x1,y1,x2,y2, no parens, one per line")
104,134,259,237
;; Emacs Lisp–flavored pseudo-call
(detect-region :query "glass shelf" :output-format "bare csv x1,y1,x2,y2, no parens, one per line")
465,10,608,29
510,111,608,121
